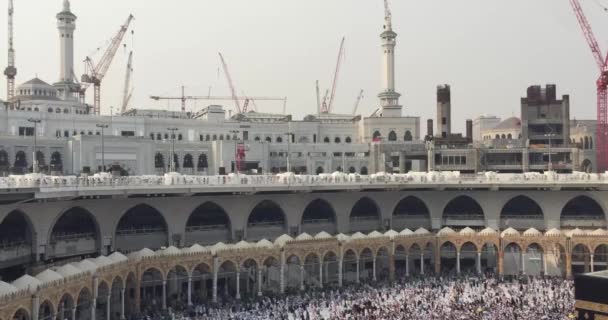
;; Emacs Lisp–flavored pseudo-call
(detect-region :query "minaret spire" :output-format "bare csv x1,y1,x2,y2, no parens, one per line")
377,0,402,117
63,0,70,12
383,0,392,31
54,0,78,101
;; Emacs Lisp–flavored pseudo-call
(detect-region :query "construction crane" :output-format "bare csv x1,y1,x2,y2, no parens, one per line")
121,51,134,113
81,14,134,115
315,80,321,115
150,90,286,110
352,90,364,115
218,52,242,114
570,0,608,172
4,0,16,108
322,37,346,114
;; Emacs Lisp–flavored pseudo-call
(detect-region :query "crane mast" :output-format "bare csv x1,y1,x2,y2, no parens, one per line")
324,37,345,114
218,52,242,114
4,0,17,108
82,14,134,115
352,89,364,115
569,0,608,172
121,51,134,113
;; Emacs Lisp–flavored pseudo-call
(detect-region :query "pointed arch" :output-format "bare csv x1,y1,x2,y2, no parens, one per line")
186,202,232,245
49,207,101,259
349,197,381,233
115,204,169,251
392,196,431,230
442,195,485,228
500,195,544,229
388,131,397,141
561,195,606,228
301,199,337,235
247,200,286,241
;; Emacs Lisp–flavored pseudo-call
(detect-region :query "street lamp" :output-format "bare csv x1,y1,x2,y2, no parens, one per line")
229,130,240,173
27,118,41,174
96,124,109,172
168,128,179,172
284,132,294,173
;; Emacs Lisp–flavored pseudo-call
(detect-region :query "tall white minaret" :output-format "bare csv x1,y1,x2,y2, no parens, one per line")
57,0,76,83
377,0,402,117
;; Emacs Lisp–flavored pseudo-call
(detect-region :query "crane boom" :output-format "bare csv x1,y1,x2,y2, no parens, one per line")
325,37,345,113
352,89,364,115
121,51,134,113
4,0,17,107
218,52,242,114
316,80,321,115
150,95,285,101
570,0,605,71
82,14,134,115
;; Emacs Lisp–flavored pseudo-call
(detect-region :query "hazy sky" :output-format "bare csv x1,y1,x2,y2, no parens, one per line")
2,0,608,132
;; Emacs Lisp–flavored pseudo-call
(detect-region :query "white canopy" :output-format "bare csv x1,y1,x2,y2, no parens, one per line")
12,275,41,293
55,264,83,277
314,231,333,239
35,269,63,283
0,281,18,296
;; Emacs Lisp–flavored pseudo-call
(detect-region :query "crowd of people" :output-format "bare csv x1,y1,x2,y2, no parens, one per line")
139,275,575,320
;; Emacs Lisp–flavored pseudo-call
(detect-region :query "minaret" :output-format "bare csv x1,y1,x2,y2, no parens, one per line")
377,0,402,117
54,0,79,100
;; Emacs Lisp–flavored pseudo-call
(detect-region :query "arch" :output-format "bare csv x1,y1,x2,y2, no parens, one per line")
240,258,259,297
561,195,606,228
322,251,339,285
11,308,30,320
109,276,124,320
285,255,302,289
140,268,164,313
388,131,397,141
590,137,594,149
372,131,381,140
359,248,374,282
594,244,608,272
35,151,45,167
404,130,413,141
334,137,341,144
323,137,330,143
442,195,485,228
304,253,321,287
0,149,8,168
197,154,208,171
183,154,194,169
276,137,283,143
345,137,352,143
172,153,180,170
500,195,544,230
95,281,110,320
480,243,498,274
218,260,238,298
157,133,162,140
298,136,310,143
349,197,381,233
57,293,75,320
247,200,286,241
503,242,522,276
49,207,101,259
50,151,62,171
584,136,589,149
301,199,337,235
154,153,164,169
115,204,168,252
205,134,210,141
572,244,592,275
186,202,232,245
14,151,27,169
440,241,457,274
191,263,213,303
342,249,358,284
38,300,54,320
316,166,324,175
507,133,512,140
348,166,356,174
392,196,431,230
581,159,593,173
166,265,189,309
360,166,368,175
212,134,217,141
501,134,506,140
0,210,34,270
265,137,272,143
76,287,93,320
525,243,544,276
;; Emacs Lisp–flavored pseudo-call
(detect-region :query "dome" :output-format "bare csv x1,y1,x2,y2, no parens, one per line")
35,269,63,283
399,228,414,236
350,232,367,240
54,264,83,277
478,227,498,236
233,240,252,250
256,239,274,249
493,117,521,130
93,256,114,267
185,244,208,253
437,227,456,236
160,246,182,255
591,229,608,236
501,227,520,237
336,233,350,242
12,275,41,293
566,228,587,237
459,227,476,236
128,248,155,260
274,234,294,246
314,231,333,239
108,252,128,262
545,228,562,237
295,233,313,241
414,228,430,235
384,230,399,239
16,78,59,100
0,281,18,296
523,228,542,237
367,231,384,238
210,242,230,254
75,260,98,272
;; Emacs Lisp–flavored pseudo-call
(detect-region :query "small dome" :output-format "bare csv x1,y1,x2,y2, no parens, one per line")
233,240,252,250
256,239,274,248
523,228,542,237
12,275,41,293
399,228,414,236
314,231,333,239
437,227,456,236
336,233,350,242
184,244,208,253
367,231,384,238
501,227,520,237
108,252,128,262
274,234,294,246
350,232,367,240
414,228,430,235
459,227,476,236
566,228,588,237
0,281,18,296
545,228,562,237
478,227,498,236
591,229,608,236
128,248,155,260
384,230,399,239
75,260,98,272
295,233,313,241
93,256,114,267
210,242,230,254
55,264,82,277
159,246,181,256
35,269,63,283
16,78,59,100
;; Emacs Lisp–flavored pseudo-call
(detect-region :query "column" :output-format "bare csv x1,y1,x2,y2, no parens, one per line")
32,295,40,320
420,253,424,275
405,254,409,277
92,277,98,320
187,277,192,306
498,249,504,277
212,259,218,303
280,251,286,293
543,253,548,275
372,257,377,281
477,252,482,275
106,295,111,320
300,265,305,291
72,308,77,320
521,252,526,275
338,256,343,287
356,258,360,283
319,261,323,288
236,272,241,300
162,280,167,310
120,288,125,320
388,253,395,282
257,269,263,296
456,250,461,274
591,254,595,273
91,299,96,320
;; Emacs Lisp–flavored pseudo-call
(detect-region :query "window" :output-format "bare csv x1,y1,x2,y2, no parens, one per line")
345,137,352,143
150,133,155,140
276,137,283,143
265,137,271,142
324,137,330,143
178,134,183,141
388,131,397,141
404,130,413,141
18,127,35,136
121,131,135,137
255,136,261,141
64,130,69,138
334,137,341,144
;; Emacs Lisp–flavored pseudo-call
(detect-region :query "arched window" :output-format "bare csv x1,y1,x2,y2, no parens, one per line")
183,154,194,168
48,108,53,113
154,153,164,169
226,135,231,141
495,134,500,139
360,166,368,175
507,133,512,140
178,134,183,141
164,133,169,140
150,133,155,140
334,137,341,144
388,131,397,141
0,150,9,167
206,134,211,141
212,135,217,141
265,137,272,142
157,133,162,140
373,131,381,140
254,136,261,141
56,108,61,113
590,137,594,149
197,154,208,170
501,134,506,140
345,137,352,143
404,130,413,141
64,109,69,114
276,137,283,143
324,137,330,143
199,135,203,141
584,137,589,149
219,135,224,141
50,152,62,170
